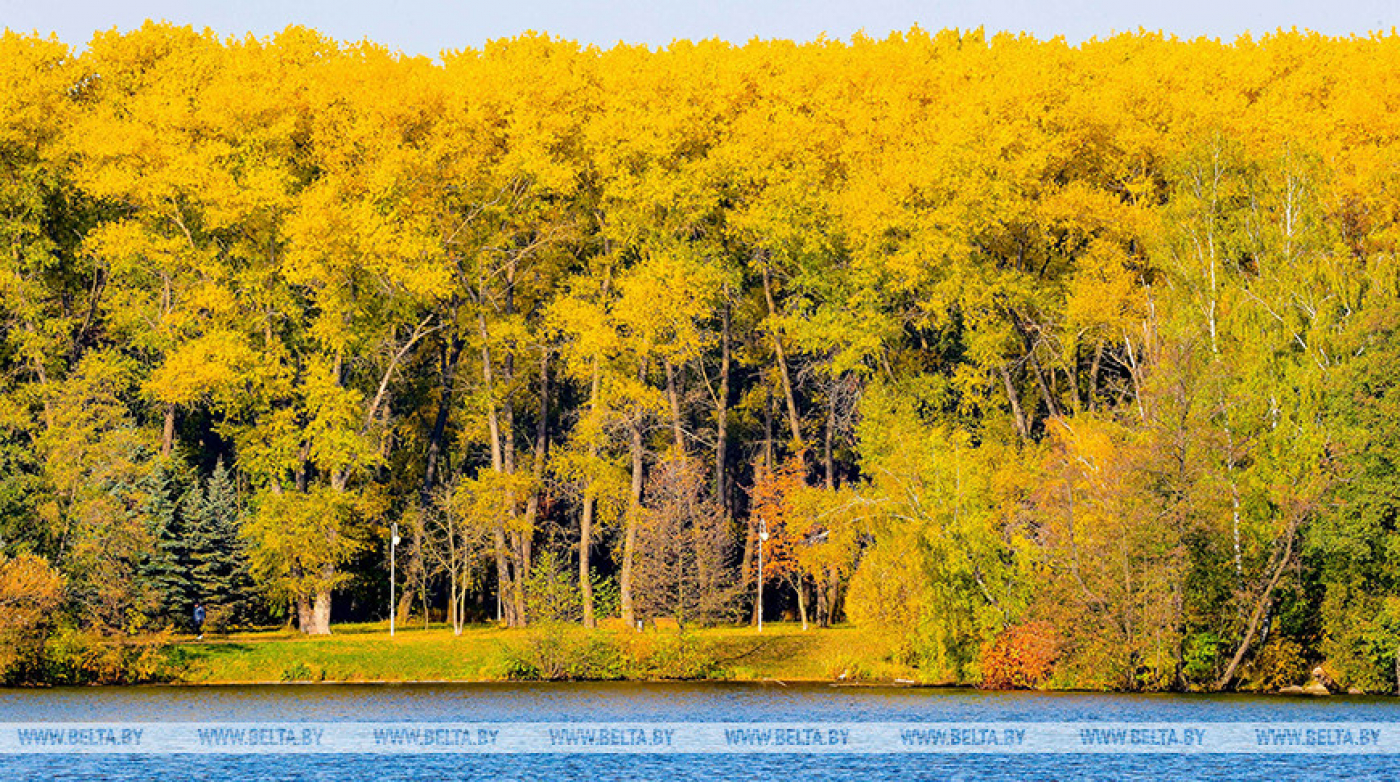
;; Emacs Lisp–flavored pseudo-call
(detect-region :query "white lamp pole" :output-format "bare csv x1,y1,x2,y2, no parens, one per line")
390,523,399,638
757,518,769,634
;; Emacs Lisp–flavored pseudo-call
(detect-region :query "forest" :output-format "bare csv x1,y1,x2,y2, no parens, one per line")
2,23,1400,691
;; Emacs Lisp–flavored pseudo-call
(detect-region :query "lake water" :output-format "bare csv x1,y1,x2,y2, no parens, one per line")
4,682,1400,780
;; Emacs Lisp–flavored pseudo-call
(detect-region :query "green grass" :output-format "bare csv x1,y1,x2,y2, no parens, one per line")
173,621,926,685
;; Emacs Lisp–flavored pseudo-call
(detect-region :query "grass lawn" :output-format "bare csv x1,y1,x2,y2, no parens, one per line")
173,621,925,685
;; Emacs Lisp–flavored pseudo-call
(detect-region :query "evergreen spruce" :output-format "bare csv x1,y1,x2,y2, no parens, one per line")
138,464,192,625
185,459,253,626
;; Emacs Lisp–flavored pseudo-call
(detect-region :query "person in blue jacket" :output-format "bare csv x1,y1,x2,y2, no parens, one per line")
193,603,206,640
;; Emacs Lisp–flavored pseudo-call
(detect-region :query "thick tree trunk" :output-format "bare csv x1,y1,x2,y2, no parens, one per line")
394,577,413,625
161,403,175,458
795,577,809,631
296,593,314,633
308,564,334,635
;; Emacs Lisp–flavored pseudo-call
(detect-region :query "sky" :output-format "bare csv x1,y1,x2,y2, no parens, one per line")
2,0,1398,57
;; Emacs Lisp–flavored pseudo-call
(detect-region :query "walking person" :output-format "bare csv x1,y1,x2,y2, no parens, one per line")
193,603,206,640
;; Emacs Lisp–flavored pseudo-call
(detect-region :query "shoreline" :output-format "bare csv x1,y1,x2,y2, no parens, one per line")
14,622,1384,696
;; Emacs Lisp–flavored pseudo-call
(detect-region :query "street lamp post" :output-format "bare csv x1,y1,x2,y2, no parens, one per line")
390,523,399,638
757,518,769,634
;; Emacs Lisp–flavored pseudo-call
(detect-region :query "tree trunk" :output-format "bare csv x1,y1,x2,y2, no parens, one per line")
161,403,176,458
308,567,333,635
410,326,464,624
517,350,550,627
823,396,836,490
479,297,522,627
1010,310,1062,419
715,300,731,513
580,358,601,629
1087,340,1104,411
740,514,757,626
395,559,417,623
448,569,459,635
493,528,512,626
826,568,842,627
620,417,644,629
761,264,803,450
503,273,528,628
795,577,809,631
665,358,685,454
1216,518,1298,691
296,593,314,633
999,364,1031,442
762,387,775,470
1029,350,1062,419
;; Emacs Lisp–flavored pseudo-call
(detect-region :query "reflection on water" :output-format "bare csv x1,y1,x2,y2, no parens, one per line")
4,683,1400,780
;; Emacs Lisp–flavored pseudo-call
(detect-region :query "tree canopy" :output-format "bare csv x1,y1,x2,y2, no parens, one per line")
3,23,1400,690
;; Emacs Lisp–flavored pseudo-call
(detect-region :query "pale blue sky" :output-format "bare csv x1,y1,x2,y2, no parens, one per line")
3,0,1397,56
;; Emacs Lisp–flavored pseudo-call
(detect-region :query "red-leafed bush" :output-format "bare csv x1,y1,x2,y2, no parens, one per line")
980,621,1060,689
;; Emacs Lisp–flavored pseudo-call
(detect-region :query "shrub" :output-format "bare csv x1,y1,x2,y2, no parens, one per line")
1244,638,1309,691
636,633,726,680
41,628,181,685
980,621,1059,689
501,624,628,680
280,661,320,682
0,553,65,681
1181,632,1222,687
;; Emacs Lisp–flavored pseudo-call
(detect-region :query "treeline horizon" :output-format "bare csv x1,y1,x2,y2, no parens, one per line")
2,23,1400,690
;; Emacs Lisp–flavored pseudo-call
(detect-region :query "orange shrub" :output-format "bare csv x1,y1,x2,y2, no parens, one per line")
980,621,1060,689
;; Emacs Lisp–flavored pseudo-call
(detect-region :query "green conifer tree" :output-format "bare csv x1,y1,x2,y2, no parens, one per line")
185,459,253,627
138,464,192,626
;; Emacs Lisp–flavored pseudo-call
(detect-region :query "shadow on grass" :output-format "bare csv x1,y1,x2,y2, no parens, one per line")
177,643,254,658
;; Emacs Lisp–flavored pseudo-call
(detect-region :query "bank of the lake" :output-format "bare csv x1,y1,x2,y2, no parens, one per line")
173,621,920,685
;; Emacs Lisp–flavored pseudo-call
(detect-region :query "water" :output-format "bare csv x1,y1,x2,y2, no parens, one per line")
4,683,1400,780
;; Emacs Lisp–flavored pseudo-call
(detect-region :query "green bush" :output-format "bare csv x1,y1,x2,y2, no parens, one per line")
501,624,628,680
1181,632,1222,686
638,633,726,680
